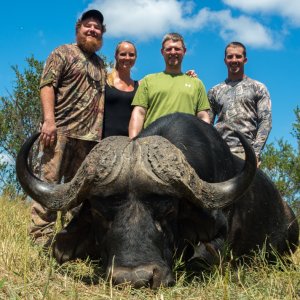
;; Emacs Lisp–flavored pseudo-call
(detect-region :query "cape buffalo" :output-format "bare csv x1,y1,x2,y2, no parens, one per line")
16,113,299,288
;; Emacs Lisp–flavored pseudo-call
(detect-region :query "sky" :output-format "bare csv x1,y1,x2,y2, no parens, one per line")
0,0,299,150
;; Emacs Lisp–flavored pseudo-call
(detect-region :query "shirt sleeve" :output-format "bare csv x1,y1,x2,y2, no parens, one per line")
131,76,149,109
253,84,272,156
207,87,217,124
40,48,65,89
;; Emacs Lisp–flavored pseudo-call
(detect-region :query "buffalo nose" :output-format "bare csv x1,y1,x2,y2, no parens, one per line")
109,265,175,289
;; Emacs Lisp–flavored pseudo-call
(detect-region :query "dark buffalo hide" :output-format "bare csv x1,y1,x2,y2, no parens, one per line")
16,113,299,288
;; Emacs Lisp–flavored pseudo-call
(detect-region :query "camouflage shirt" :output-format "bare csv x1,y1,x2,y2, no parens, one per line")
40,44,106,142
208,76,272,157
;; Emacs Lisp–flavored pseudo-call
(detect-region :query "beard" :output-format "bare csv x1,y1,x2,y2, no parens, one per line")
77,32,102,54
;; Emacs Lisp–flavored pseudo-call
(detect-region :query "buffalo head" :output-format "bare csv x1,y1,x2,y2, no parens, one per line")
16,126,256,288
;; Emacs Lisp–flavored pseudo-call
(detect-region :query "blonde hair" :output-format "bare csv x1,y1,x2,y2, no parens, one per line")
106,69,117,87
106,41,137,87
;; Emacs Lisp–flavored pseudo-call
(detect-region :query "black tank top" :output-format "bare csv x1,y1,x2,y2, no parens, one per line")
103,81,139,138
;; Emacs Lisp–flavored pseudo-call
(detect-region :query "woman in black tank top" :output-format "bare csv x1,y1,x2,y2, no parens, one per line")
103,41,139,138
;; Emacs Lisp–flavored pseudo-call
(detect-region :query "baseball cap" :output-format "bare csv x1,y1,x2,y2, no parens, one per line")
80,9,104,24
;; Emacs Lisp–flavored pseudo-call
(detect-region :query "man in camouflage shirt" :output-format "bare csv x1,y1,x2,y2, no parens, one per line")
208,41,272,166
30,10,106,244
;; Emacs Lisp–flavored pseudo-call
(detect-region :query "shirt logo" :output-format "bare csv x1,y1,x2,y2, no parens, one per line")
185,83,192,88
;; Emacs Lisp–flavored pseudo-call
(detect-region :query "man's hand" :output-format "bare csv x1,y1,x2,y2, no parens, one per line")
40,85,56,147
197,110,210,124
40,119,57,147
186,69,198,78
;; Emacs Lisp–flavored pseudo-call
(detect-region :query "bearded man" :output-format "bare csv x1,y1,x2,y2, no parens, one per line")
30,10,106,244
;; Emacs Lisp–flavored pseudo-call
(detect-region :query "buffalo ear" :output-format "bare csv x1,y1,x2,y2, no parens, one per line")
53,202,102,263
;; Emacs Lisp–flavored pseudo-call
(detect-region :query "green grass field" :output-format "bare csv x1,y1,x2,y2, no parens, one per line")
0,195,299,300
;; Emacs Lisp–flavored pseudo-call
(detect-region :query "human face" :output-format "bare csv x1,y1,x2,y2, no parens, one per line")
77,17,103,54
161,40,186,69
224,46,247,79
115,42,137,71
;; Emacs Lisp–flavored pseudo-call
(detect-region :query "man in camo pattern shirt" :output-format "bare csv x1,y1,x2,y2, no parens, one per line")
208,41,272,166
30,10,107,244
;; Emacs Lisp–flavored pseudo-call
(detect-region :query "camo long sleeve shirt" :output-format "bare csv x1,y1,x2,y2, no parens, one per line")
208,76,272,158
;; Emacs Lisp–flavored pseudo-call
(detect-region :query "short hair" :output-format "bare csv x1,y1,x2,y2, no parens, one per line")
225,41,246,58
161,33,186,49
75,19,106,35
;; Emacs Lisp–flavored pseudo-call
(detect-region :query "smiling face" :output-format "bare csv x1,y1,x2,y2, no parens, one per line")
76,17,104,54
115,42,137,71
224,45,247,80
161,39,186,72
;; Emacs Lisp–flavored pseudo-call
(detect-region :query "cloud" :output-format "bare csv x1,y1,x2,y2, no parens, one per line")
222,0,300,26
84,0,289,48
85,0,186,40
206,9,282,49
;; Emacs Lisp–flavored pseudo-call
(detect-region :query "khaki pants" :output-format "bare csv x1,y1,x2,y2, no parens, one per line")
30,134,96,243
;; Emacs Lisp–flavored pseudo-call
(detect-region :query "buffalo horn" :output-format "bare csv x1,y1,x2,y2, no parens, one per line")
137,132,256,209
16,133,131,211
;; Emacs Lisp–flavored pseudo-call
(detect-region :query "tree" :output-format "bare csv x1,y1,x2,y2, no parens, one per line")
292,107,300,144
261,107,300,215
0,55,113,196
0,56,43,195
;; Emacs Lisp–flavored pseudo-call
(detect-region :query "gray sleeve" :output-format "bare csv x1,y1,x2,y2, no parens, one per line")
207,88,217,124
253,84,272,157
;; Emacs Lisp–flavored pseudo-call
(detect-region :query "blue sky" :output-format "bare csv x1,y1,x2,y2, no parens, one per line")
0,0,299,149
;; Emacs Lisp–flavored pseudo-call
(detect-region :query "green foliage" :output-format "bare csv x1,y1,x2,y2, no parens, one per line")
101,53,114,70
261,107,300,214
0,54,112,195
261,140,300,201
292,106,300,143
0,56,43,194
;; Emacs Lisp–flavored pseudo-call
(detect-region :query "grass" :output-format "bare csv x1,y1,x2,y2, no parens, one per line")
0,195,299,300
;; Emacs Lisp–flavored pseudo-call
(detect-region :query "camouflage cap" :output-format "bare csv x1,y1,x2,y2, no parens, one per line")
80,9,104,24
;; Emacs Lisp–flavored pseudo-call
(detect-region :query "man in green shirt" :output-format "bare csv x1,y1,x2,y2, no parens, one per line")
129,32,210,138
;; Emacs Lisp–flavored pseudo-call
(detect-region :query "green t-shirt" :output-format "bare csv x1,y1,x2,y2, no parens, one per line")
131,72,210,128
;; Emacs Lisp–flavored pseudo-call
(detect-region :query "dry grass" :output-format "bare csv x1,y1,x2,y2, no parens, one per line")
0,195,299,300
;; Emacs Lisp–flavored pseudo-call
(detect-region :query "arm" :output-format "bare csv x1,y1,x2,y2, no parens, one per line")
129,106,147,139
195,79,211,124
207,88,217,124
253,86,272,161
197,110,210,124
40,84,57,147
